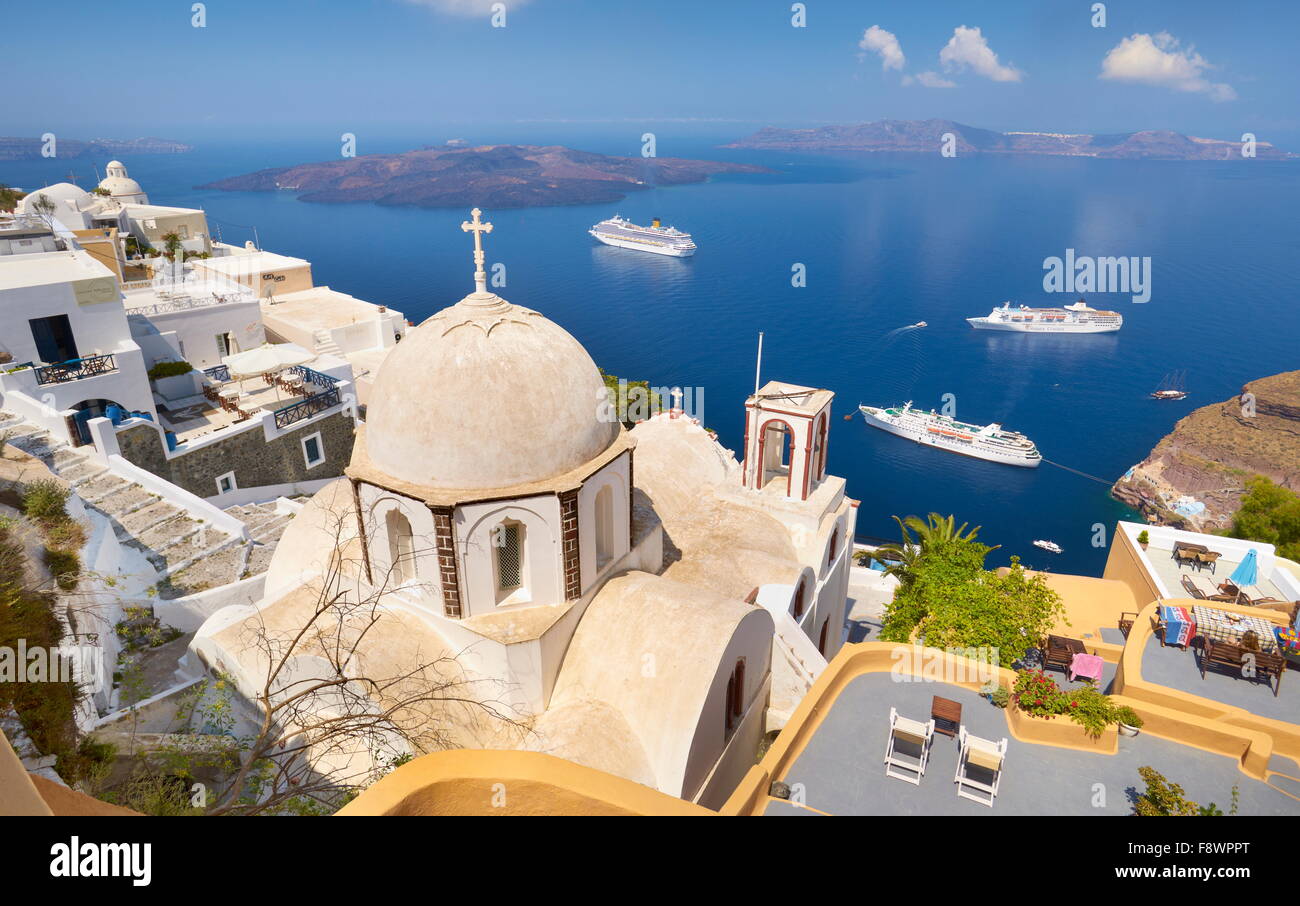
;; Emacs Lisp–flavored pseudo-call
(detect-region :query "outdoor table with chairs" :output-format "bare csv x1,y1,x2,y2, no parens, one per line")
1173,541,1221,573
1191,605,1278,654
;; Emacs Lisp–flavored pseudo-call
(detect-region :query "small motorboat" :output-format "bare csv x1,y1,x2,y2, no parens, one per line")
907,321,927,329
1151,370,1188,400
1033,540,1063,554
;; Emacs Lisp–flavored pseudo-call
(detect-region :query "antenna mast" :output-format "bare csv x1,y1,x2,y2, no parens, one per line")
753,331,764,397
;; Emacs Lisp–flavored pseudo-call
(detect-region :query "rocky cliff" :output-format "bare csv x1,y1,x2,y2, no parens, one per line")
1112,371,1300,530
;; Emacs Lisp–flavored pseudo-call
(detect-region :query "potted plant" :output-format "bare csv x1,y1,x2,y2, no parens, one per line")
1115,706,1144,737
1137,530,1150,550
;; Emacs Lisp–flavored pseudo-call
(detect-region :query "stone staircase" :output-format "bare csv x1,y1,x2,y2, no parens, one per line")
312,328,344,358
0,412,297,599
220,500,296,578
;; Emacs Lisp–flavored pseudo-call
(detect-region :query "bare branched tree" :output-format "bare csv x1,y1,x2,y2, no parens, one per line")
167,494,528,816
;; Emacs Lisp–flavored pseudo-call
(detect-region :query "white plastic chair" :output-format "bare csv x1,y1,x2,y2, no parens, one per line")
955,726,1007,806
883,707,934,785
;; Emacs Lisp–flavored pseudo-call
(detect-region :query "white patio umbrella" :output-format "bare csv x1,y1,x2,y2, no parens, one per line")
222,342,316,396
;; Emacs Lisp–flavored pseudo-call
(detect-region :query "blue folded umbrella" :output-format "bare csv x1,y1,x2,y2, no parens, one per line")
1229,549,1259,588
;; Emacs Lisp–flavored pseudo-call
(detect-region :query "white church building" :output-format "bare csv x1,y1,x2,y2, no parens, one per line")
191,211,856,808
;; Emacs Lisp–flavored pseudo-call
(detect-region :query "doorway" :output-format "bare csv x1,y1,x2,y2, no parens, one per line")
29,315,78,364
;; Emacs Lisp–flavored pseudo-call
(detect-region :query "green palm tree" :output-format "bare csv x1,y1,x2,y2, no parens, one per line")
873,513,999,581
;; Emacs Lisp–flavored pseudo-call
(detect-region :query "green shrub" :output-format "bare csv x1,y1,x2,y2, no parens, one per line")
1114,706,1144,728
44,547,80,591
1134,767,1202,816
43,518,86,551
1064,685,1117,738
147,360,193,380
989,685,1011,708
22,479,69,521
1137,530,1149,545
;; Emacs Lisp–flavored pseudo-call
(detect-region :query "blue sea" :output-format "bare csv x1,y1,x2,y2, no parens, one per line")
7,125,1298,576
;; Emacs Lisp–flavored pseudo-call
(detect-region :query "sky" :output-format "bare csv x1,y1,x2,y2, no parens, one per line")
6,0,1299,148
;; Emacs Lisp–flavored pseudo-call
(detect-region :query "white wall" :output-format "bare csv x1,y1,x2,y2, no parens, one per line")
355,483,443,607
137,298,266,371
577,452,630,593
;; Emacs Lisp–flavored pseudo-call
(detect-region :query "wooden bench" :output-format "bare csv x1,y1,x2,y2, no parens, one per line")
1199,639,1285,697
1042,635,1086,674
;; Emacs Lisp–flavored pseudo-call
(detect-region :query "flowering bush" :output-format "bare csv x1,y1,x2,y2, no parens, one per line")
1012,669,1067,719
1012,669,1120,738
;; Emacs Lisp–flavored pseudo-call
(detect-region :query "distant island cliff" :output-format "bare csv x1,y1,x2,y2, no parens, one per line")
1112,371,1300,531
0,136,193,160
725,119,1295,160
200,144,771,209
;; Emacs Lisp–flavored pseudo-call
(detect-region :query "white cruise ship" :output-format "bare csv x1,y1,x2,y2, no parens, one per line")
859,402,1042,468
967,299,1122,333
589,215,696,257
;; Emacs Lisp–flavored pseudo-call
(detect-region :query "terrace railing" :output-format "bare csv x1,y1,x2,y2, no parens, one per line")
203,364,230,382
33,353,118,386
273,386,342,429
128,293,247,316
288,364,340,390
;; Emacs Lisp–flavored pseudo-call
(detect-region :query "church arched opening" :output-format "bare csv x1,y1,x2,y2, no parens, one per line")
594,484,615,569
758,420,794,495
385,509,416,585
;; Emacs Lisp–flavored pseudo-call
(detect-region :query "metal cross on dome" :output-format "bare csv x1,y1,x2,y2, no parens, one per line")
461,207,493,293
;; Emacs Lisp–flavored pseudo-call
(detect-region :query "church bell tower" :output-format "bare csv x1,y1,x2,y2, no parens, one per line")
742,381,834,501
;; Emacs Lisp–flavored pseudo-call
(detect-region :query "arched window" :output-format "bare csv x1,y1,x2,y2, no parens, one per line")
818,620,829,656
493,519,525,602
385,509,416,585
792,580,805,619
595,484,614,569
828,527,838,566
725,658,746,735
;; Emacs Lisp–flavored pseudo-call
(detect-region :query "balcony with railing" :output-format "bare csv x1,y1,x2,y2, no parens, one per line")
31,353,119,385
273,385,343,429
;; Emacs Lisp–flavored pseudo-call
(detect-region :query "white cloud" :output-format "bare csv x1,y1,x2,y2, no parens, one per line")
938,25,1023,83
403,0,531,17
1100,32,1236,101
858,25,905,72
909,71,956,89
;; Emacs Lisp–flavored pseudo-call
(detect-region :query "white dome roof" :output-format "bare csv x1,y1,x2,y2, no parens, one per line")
364,290,619,491
18,182,92,213
99,175,143,197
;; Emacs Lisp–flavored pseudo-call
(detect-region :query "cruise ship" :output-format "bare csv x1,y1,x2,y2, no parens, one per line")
859,402,1042,468
967,299,1122,333
589,215,696,257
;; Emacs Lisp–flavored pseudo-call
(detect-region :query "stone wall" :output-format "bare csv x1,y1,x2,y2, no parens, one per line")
117,412,355,498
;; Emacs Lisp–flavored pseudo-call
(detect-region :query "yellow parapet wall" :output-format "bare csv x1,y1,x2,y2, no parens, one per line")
337,749,716,816
339,617,1299,815
1115,597,1295,776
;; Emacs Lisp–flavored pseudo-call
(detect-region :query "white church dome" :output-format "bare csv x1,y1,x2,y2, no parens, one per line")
364,289,619,492
18,182,92,214
98,161,144,199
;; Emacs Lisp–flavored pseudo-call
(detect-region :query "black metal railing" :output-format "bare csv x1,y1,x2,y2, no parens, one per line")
203,364,231,382
273,386,341,429
33,353,117,385
288,364,340,390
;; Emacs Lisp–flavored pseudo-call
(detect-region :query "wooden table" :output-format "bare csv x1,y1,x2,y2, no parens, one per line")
931,695,963,738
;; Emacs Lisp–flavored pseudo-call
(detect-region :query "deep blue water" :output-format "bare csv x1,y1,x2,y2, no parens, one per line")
7,130,1299,576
